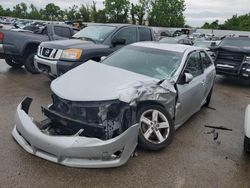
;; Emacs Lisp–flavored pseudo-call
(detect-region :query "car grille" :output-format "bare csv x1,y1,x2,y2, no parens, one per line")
37,46,63,60
216,50,245,65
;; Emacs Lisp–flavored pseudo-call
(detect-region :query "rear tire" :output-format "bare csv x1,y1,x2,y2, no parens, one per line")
5,58,23,68
244,137,250,153
204,87,213,107
24,52,40,74
137,105,175,151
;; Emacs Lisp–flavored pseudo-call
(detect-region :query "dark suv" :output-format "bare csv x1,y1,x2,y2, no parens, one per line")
213,37,250,79
35,24,155,78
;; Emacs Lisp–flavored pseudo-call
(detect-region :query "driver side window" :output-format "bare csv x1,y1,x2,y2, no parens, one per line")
185,52,203,77
114,27,137,45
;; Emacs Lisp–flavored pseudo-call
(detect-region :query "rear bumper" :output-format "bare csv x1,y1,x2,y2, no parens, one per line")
12,98,139,168
216,63,250,78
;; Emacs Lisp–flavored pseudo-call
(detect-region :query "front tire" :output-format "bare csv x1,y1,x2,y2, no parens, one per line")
137,105,175,151
5,58,23,68
24,52,40,74
244,137,250,153
204,87,213,107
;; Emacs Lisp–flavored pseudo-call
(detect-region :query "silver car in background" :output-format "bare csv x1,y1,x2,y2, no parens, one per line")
12,42,216,168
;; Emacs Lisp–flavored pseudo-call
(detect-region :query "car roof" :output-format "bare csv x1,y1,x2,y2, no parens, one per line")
87,23,151,29
131,42,201,53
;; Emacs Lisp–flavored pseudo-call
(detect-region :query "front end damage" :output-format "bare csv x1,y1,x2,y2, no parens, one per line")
12,79,177,168
12,97,139,168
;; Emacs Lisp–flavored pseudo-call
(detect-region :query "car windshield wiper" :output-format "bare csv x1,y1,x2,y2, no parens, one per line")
74,36,96,44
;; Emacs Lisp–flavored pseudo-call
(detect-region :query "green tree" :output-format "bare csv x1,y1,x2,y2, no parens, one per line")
104,0,130,23
4,8,12,16
66,5,80,21
0,5,5,16
130,3,136,24
29,4,40,19
201,20,219,29
149,0,185,27
201,22,210,29
90,1,98,22
79,4,90,22
134,0,150,25
13,3,28,18
96,10,107,23
43,3,61,21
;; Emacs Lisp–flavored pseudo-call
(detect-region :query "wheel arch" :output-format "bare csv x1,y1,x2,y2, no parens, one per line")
136,100,174,119
22,42,40,58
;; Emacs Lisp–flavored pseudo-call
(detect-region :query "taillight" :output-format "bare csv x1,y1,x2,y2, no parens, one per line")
0,32,4,41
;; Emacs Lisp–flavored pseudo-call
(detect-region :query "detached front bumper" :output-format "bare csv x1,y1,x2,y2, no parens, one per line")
12,98,139,168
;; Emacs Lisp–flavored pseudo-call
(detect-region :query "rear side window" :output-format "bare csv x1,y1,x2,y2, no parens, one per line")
185,52,203,77
54,26,71,38
114,27,137,45
139,28,152,41
200,51,212,69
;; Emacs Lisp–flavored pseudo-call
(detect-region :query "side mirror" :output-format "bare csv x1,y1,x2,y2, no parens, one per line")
184,73,194,83
100,56,106,61
112,38,126,46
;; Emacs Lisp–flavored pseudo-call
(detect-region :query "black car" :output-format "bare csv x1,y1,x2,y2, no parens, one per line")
213,37,250,80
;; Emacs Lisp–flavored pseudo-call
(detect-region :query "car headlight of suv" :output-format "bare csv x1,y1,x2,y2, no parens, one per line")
60,49,82,60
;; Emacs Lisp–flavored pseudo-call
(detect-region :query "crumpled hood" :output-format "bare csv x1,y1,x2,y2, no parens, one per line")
51,61,161,102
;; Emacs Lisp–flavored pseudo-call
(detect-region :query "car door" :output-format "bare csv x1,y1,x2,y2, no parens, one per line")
175,51,207,126
111,27,138,52
200,51,216,101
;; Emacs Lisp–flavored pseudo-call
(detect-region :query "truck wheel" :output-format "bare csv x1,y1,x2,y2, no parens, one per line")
5,58,23,68
137,105,175,151
24,52,40,74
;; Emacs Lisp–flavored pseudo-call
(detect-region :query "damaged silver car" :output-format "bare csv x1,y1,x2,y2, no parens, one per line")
12,42,216,168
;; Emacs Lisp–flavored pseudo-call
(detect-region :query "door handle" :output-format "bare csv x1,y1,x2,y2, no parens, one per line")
201,80,206,86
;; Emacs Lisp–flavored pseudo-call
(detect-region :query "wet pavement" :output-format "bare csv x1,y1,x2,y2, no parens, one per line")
0,59,250,188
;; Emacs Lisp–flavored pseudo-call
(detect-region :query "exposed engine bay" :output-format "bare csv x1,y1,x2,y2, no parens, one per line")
39,94,137,140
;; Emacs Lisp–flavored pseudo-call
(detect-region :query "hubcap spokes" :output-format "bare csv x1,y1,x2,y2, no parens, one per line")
140,109,170,144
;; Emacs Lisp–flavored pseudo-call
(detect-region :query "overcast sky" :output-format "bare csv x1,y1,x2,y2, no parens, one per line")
1,0,250,26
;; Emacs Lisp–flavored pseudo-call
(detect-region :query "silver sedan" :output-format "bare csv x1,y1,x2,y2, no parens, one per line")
12,42,216,168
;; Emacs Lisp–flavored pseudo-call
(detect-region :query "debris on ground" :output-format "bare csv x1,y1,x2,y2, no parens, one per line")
204,125,232,141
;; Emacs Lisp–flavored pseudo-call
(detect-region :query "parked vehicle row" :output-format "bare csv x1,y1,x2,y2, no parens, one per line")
34,24,154,78
0,24,77,73
212,37,250,80
0,23,247,168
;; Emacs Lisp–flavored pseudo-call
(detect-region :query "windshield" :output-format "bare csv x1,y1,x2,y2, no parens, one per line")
73,25,116,42
102,46,182,80
220,38,250,47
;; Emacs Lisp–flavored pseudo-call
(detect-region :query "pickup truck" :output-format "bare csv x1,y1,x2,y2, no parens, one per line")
0,24,77,73
34,24,155,78
213,37,250,80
